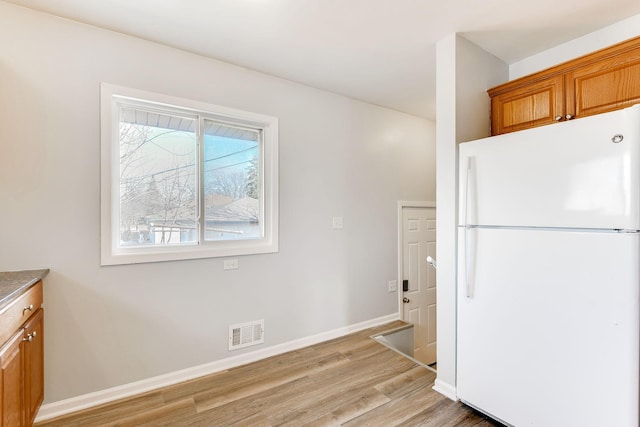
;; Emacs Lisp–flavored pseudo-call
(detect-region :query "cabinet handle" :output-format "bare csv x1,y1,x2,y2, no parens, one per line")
23,304,34,315
23,333,34,343
565,114,575,120
554,115,563,121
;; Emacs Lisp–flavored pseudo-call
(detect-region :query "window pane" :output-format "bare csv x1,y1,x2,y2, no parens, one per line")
118,107,197,247
203,119,261,241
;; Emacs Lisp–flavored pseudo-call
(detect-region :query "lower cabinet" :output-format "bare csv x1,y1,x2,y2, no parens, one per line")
0,281,44,426
23,309,44,426
0,331,24,426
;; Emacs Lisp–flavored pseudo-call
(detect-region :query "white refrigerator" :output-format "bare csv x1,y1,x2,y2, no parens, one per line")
457,105,640,427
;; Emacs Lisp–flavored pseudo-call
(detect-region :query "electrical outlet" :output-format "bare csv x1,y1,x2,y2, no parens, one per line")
388,280,397,292
223,259,239,270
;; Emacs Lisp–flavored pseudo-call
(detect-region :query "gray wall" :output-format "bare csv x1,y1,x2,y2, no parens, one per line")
0,3,435,403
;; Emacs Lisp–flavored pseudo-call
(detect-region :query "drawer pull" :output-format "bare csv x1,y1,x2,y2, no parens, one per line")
23,332,35,343
23,304,34,315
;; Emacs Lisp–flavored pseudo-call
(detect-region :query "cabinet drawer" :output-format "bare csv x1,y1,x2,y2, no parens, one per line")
0,281,43,345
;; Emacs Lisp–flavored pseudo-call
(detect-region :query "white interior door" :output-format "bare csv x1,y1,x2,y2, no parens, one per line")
401,206,436,365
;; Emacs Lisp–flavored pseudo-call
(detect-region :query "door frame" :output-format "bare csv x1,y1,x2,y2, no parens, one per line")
397,200,436,317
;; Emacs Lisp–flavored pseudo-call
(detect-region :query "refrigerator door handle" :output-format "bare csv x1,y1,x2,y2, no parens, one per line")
462,155,478,227
463,156,477,298
465,227,476,298
462,156,471,228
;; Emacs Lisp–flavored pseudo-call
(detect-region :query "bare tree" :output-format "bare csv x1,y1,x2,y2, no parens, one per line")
246,157,259,199
153,159,196,243
118,123,196,244
206,170,249,200
119,123,155,240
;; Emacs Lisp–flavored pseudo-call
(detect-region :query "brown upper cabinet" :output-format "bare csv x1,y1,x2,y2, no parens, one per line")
488,36,640,135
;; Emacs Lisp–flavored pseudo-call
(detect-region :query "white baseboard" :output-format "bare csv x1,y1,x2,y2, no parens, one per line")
35,313,399,423
433,378,458,401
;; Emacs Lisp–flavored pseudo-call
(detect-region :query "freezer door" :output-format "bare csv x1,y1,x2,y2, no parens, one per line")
457,228,639,427
459,105,640,230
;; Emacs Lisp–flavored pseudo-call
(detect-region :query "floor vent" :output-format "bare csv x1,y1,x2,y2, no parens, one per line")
229,320,264,350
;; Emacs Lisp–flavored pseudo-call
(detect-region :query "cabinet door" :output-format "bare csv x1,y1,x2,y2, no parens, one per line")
490,75,564,135
22,309,43,427
566,49,640,119
0,331,24,427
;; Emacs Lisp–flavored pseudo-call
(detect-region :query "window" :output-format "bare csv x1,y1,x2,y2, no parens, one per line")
100,83,278,265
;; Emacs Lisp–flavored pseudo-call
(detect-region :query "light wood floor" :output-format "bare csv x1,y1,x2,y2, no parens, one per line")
36,321,502,426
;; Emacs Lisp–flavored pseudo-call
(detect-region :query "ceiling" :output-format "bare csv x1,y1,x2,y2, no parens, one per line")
4,0,640,119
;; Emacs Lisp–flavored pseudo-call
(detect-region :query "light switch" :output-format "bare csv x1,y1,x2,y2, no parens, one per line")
388,280,397,292
332,216,344,229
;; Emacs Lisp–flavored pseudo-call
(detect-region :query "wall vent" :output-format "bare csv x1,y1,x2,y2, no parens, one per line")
229,319,264,350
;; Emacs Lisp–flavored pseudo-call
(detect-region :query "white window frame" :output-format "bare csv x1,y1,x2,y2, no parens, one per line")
100,83,278,265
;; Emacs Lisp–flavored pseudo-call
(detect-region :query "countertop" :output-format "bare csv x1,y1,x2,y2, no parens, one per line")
0,269,49,310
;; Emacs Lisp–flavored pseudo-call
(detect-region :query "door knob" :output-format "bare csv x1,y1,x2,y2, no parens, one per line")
426,256,437,269
554,115,563,121
565,114,575,120
403,297,410,303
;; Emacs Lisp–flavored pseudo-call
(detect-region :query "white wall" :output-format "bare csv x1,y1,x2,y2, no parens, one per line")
510,13,640,79
434,34,507,398
0,3,435,403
